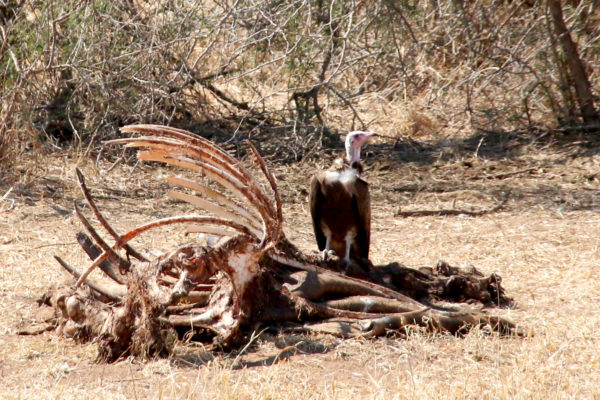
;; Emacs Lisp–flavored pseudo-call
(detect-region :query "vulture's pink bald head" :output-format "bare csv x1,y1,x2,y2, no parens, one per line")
345,131,376,163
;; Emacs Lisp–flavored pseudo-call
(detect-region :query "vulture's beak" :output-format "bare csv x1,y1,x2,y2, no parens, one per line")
362,132,377,144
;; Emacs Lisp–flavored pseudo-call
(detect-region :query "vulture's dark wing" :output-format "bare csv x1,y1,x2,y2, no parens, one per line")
309,175,327,251
353,177,370,259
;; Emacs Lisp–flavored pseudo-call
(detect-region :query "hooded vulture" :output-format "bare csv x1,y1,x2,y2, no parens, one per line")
309,131,376,267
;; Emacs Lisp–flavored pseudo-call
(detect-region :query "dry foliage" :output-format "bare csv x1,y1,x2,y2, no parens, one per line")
1,1,599,165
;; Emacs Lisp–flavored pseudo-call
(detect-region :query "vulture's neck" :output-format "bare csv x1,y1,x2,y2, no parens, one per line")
346,143,363,174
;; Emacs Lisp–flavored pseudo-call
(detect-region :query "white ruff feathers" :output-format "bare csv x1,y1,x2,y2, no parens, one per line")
324,169,358,185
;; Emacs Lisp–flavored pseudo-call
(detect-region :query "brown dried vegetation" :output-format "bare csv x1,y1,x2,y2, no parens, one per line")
1,1,599,165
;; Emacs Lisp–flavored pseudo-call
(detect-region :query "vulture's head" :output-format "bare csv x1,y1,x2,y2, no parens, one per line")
345,131,376,163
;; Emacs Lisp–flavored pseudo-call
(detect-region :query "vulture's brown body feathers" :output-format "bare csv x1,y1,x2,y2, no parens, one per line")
310,165,371,261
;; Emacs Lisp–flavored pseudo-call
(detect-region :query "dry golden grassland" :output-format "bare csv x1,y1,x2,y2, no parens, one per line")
1,134,599,399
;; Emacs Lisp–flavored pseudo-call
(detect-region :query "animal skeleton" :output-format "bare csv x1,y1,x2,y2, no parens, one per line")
48,124,520,360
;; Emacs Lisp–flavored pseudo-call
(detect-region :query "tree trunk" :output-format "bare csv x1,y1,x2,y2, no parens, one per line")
547,0,600,129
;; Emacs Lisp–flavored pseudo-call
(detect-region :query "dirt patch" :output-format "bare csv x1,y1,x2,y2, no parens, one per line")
1,134,600,398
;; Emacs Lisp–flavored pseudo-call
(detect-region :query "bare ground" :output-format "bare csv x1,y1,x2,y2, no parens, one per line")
1,132,600,399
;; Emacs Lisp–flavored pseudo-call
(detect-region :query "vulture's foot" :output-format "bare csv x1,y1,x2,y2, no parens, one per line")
341,258,353,275
322,249,336,262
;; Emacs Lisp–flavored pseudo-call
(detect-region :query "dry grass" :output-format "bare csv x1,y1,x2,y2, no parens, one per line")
1,136,600,399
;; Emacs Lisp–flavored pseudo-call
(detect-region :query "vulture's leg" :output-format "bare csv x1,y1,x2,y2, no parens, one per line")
323,231,333,262
342,233,354,268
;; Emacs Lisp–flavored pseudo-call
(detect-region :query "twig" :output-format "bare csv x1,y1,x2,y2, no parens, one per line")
384,1,420,47
105,155,124,173
483,167,537,180
1,186,14,212
230,327,269,369
474,137,484,158
396,191,511,217
329,87,366,130
34,242,78,249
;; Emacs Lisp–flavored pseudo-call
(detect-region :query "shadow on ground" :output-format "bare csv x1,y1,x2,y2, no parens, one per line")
172,332,337,369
